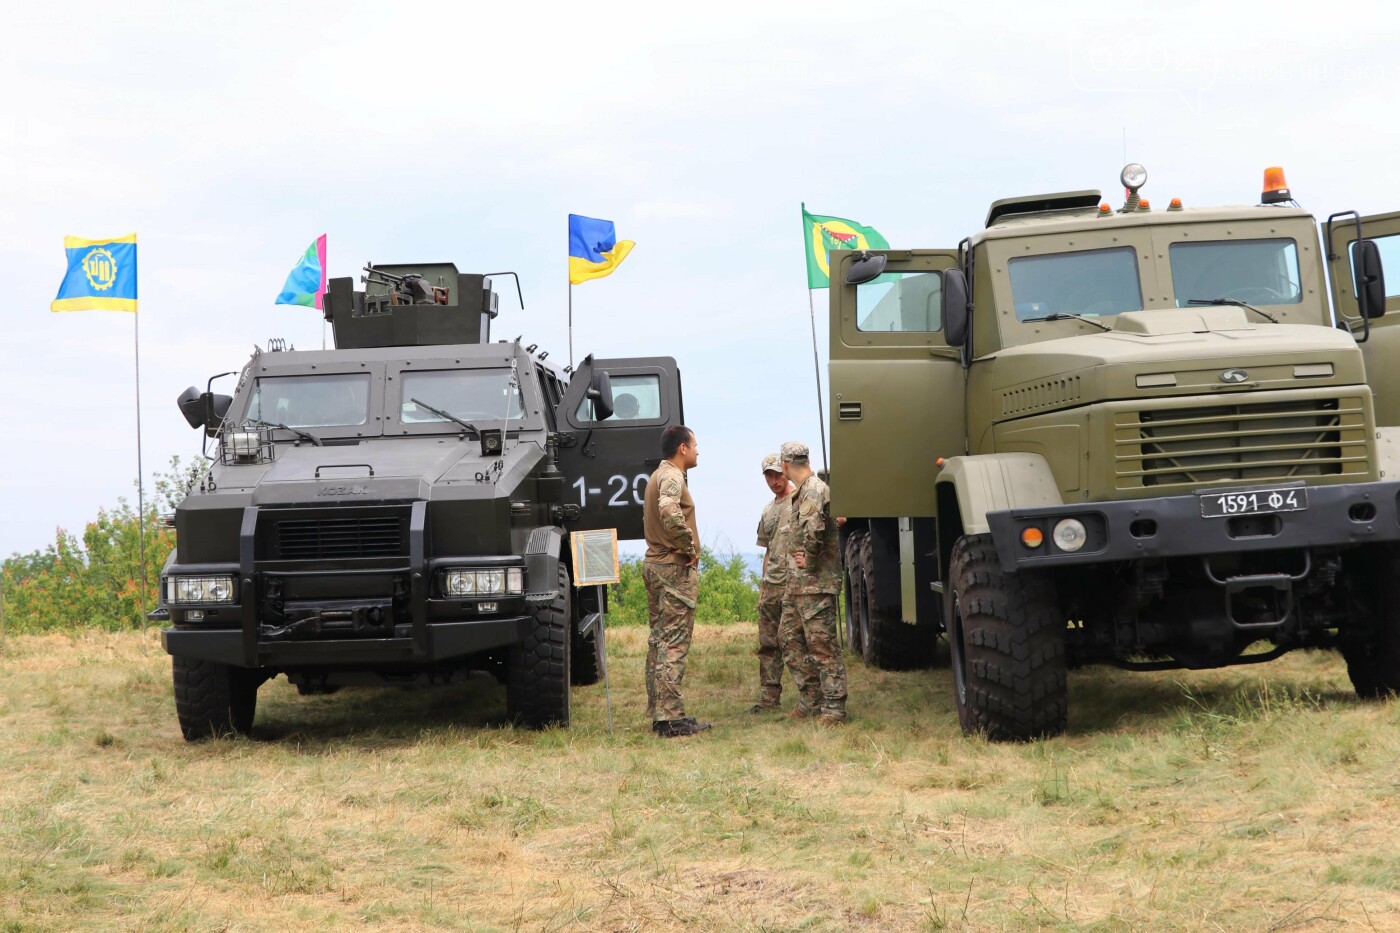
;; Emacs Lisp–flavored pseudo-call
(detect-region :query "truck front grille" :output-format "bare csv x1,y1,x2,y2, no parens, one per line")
270,513,408,560
1114,395,1369,490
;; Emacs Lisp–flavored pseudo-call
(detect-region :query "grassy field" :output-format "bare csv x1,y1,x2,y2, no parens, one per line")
2,624,1399,932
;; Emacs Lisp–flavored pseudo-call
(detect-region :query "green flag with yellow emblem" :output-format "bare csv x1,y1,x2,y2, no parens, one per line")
801,205,889,288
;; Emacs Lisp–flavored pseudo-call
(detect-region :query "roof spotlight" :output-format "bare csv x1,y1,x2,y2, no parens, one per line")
1120,163,1147,193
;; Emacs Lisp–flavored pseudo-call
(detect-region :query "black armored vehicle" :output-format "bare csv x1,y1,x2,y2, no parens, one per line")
162,263,682,739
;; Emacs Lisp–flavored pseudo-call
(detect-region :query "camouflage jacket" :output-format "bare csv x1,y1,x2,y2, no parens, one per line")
786,473,840,594
756,492,792,586
643,460,697,565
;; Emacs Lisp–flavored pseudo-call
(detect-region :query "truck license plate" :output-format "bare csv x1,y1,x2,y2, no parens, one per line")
1199,487,1308,518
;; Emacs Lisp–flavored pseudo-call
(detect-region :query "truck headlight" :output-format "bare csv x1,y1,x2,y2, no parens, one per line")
1052,519,1088,553
227,431,261,461
165,574,236,604
444,568,523,597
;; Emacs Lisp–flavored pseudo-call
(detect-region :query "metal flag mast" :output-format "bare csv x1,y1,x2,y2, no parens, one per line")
134,309,148,619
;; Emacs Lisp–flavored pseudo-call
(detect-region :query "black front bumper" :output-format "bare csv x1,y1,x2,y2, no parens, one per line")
986,480,1400,571
160,501,535,668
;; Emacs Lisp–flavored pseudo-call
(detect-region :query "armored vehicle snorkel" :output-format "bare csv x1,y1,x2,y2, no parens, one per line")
162,262,683,739
830,165,1400,740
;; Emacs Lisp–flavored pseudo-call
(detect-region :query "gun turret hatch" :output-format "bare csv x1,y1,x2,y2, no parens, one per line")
323,262,502,349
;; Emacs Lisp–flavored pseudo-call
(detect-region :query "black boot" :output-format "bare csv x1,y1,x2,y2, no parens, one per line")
652,718,712,737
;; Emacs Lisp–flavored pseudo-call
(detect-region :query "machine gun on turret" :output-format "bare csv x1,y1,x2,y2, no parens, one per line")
361,264,449,309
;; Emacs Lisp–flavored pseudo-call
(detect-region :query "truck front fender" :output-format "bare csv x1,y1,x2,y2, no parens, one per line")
936,453,1064,538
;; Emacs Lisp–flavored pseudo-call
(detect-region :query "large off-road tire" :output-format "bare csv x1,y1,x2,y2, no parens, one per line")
946,534,1066,741
842,535,868,657
857,532,933,670
172,655,259,741
507,564,572,728
1341,545,1400,698
571,625,604,686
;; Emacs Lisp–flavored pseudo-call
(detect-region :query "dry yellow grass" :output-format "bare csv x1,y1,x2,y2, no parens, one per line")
2,623,1399,932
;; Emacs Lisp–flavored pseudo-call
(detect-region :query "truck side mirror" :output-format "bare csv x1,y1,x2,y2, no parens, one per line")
207,394,233,434
942,268,971,346
1355,239,1387,319
844,252,887,286
178,386,205,428
586,371,614,421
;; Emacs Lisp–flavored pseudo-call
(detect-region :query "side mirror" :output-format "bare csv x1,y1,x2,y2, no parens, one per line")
942,268,971,346
177,386,205,428
844,251,887,286
585,371,614,421
1355,239,1387,319
207,394,233,435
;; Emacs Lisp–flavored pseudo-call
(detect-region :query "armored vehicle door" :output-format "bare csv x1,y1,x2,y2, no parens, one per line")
830,249,964,517
555,355,684,540
1324,210,1400,425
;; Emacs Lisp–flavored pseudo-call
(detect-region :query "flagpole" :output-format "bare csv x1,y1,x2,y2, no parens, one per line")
568,282,574,368
805,288,829,471
134,311,148,620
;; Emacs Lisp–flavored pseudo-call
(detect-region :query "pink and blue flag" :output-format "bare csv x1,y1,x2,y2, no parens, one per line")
275,235,327,308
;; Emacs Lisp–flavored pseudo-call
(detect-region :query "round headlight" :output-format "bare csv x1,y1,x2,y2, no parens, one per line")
207,579,232,601
446,571,476,596
1120,163,1147,192
1052,518,1088,553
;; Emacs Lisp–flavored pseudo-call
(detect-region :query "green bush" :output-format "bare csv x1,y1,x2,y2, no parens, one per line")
1,458,206,633
605,546,760,626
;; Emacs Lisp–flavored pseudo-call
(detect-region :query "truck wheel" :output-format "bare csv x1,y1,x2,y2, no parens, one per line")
1341,545,1400,698
172,655,259,741
571,626,603,686
946,534,1066,741
507,564,572,728
859,532,933,670
842,535,868,657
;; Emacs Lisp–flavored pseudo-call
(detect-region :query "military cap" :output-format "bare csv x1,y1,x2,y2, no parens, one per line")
780,440,809,464
761,453,783,474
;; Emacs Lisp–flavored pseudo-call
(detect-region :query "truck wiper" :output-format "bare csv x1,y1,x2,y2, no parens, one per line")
1023,312,1113,332
1187,297,1279,323
246,418,323,447
409,398,478,436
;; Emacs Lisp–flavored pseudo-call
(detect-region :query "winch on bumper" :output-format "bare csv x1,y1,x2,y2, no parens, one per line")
985,479,1400,570
159,502,554,668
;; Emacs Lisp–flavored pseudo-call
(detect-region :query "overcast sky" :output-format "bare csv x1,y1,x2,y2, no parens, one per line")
3,0,1400,560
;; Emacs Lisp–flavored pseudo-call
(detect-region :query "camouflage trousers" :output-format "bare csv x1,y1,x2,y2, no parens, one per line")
755,582,786,707
643,560,698,722
779,591,847,719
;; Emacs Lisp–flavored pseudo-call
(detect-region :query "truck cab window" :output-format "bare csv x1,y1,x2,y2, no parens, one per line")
856,271,942,332
1170,238,1302,306
1008,246,1142,320
399,369,525,424
249,373,371,427
576,373,662,422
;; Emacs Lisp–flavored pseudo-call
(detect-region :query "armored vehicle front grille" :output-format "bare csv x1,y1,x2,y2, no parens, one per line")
1114,395,1369,490
272,514,407,560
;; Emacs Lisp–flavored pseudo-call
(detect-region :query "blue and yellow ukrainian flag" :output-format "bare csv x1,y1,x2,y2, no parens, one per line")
52,234,138,312
568,214,634,285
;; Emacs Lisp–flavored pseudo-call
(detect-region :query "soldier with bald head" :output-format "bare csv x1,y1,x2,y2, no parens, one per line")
777,441,848,724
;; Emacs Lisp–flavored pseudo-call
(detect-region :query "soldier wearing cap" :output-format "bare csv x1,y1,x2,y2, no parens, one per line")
751,453,794,713
777,440,848,724
641,424,712,738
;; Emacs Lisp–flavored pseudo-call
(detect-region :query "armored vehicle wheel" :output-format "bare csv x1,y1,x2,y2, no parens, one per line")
842,536,869,657
857,532,932,670
1341,545,1400,698
507,564,572,728
946,534,1066,741
172,655,259,741
571,626,604,686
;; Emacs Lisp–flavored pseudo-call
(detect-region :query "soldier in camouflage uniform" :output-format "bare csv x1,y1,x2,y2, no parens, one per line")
642,424,712,738
752,453,794,712
778,440,848,724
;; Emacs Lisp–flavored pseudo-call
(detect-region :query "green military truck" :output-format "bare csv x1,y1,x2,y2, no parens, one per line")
161,263,682,739
830,165,1400,740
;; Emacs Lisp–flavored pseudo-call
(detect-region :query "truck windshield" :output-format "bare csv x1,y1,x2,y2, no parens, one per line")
248,373,371,427
1008,246,1143,320
400,369,525,424
1170,238,1302,306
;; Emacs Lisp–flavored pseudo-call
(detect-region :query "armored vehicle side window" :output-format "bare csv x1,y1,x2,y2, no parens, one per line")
1009,247,1142,320
249,373,371,427
856,272,942,332
576,373,662,422
1171,238,1302,306
400,369,525,423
